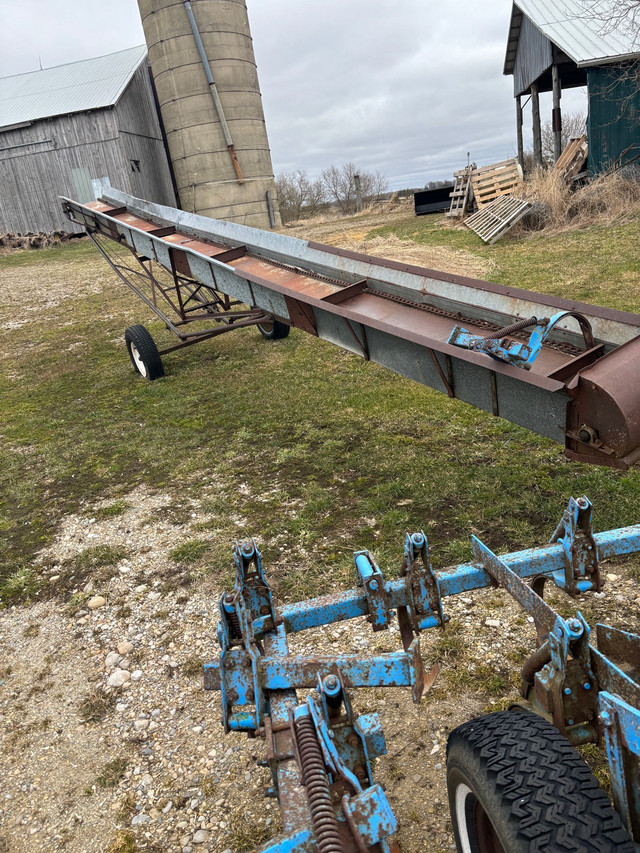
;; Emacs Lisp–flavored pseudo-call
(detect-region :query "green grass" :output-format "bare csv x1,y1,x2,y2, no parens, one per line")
170,539,211,564
369,214,640,312
1,225,640,605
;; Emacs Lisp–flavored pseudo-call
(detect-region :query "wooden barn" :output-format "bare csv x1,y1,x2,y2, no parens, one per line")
504,0,640,172
0,46,176,233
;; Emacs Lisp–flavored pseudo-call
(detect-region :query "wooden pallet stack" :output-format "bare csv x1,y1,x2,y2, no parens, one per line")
470,158,523,209
446,140,587,243
553,135,588,181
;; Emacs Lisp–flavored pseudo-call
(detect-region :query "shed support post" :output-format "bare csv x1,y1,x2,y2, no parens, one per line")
516,95,524,173
552,64,562,162
531,82,543,167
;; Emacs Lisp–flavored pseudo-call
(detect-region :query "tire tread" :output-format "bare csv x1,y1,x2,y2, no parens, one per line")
124,324,164,380
447,711,633,852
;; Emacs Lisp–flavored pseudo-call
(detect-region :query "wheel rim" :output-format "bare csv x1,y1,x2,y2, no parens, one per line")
259,321,274,334
455,783,505,853
130,343,148,377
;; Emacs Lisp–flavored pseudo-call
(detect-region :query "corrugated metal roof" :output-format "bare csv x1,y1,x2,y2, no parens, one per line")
504,0,640,73
0,45,147,129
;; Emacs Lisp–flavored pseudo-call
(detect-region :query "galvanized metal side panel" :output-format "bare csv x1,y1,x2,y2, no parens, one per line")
100,188,640,349
496,371,568,441
206,263,255,305
248,284,290,322
312,313,567,442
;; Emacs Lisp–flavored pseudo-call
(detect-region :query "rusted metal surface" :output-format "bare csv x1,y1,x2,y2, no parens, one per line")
596,625,640,670
62,191,640,467
566,335,640,466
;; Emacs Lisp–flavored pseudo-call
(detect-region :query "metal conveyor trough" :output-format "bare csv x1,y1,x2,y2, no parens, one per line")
62,188,640,469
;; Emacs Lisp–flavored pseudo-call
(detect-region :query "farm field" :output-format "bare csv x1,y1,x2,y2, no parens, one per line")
1,206,640,852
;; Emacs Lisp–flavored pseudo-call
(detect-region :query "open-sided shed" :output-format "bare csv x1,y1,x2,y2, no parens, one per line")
0,46,176,233
504,0,640,172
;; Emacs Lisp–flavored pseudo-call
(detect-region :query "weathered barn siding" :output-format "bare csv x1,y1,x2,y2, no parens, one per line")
0,110,127,232
112,62,176,206
512,14,553,95
587,65,640,172
0,60,175,233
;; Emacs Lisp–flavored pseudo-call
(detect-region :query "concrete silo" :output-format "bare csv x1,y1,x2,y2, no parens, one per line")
137,0,280,229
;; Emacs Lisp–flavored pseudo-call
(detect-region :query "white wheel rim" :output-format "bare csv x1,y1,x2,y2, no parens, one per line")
130,343,147,377
455,783,474,853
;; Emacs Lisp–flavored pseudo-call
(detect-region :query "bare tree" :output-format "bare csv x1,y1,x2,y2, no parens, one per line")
578,0,640,98
580,0,640,42
321,162,388,215
541,112,587,162
275,170,325,223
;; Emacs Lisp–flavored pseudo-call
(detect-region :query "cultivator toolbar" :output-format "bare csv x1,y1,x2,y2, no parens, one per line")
206,498,640,852
62,189,640,468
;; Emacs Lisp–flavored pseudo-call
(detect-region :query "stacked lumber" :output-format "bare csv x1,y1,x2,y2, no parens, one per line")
553,135,588,181
470,158,523,209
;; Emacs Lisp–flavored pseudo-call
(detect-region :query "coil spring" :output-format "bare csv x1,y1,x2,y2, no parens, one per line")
228,611,242,639
295,715,343,852
483,315,540,340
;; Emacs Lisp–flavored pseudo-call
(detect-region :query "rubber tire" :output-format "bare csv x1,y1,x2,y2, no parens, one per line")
446,711,633,853
257,319,290,340
124,324,164,380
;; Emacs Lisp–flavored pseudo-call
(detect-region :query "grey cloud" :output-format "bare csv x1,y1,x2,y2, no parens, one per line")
1,0,586,191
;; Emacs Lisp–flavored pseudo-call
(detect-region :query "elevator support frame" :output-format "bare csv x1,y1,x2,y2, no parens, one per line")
62,189,640,469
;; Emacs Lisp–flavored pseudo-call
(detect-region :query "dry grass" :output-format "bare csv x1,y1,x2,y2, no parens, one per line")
516,167,640,236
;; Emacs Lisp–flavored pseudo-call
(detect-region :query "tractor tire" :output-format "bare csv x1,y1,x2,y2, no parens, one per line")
124,325,164,380
257,319,290,340
446,710,633,853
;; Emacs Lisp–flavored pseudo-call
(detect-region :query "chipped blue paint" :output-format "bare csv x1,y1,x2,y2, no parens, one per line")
447,311,591,370
205,500,640,851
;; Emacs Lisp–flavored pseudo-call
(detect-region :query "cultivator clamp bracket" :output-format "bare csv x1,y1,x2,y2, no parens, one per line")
207,537,439,735
447,310,595,370
206,539,430,851
600,692,640,840
546,495,601,595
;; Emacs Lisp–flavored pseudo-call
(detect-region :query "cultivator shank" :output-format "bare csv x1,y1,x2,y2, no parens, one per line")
205,499,640,851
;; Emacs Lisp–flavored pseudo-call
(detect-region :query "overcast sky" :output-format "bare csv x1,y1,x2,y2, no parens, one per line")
0,0,587,190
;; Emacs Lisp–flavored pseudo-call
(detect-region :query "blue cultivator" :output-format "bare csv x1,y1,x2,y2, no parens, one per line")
205,498,640,852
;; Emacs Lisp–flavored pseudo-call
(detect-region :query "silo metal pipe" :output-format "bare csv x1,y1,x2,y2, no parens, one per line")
183,0,244,184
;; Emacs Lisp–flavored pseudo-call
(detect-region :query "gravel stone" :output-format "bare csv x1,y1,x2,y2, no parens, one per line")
107,669,131,688
105,651,122,668
192,829,210,844
87,595,106,610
